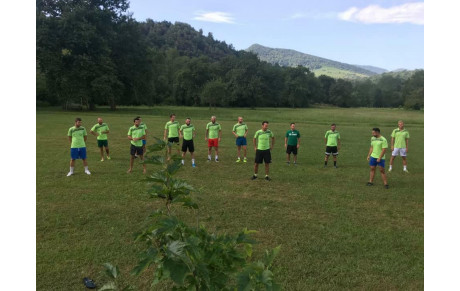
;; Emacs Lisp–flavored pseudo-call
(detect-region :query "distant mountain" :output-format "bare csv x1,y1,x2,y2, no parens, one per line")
354,65,388,74
246,44,379,79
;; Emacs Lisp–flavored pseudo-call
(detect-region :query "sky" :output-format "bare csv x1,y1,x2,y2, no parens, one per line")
127,0,424,71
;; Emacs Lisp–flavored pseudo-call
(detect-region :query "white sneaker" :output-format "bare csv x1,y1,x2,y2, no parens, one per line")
85,170,91,175
388,168,392,172
181,160,185,165
67,172,73,177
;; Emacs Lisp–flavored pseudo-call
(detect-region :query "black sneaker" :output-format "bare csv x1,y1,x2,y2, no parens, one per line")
384,184,389,189
83,277,96,289
366,182,374,186
251,175,258,180
265,176,272,181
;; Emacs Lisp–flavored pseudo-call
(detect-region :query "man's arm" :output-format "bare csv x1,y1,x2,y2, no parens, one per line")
205,129,209,140
405,139,409,153
337,139,341,151
84,136,87,142
90,130,98,137
391,137,395,151
163,129,168,140
218,130,222,141
128,135,133,141
244,129,248,138
68,136,72,143
271,137,275,150
367,146,373,161
284,137,288,148
253,138,257,151
297,138,301,148
378,148,386,162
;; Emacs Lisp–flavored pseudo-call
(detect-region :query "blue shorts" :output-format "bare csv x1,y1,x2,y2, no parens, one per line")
142,140,146,145
369,157,385,167
70,147,87,160
236,136,247,146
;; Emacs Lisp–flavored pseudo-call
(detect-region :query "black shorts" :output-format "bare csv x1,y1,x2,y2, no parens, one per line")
286,145,298,155
97,140,108,148
130,144,143,156
325,146,338,156
255,149,271,164
168,137,180,145
182,140,195,152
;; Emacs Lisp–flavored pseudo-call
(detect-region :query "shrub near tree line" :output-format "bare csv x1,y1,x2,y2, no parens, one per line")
101,138,281,290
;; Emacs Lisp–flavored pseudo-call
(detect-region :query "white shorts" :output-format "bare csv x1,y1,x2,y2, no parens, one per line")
392,148,407,157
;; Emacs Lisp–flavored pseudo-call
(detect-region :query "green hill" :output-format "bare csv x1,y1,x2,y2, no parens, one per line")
246,44,382,79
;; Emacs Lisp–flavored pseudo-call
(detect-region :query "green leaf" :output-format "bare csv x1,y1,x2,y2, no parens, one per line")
263,245,281,268
99,282,117,291
163,258,190,285
131,247,158,276
236,271,252,291
244,243,253,258
260,269,273,284
103,262,119,279
166,240,188,259
167,160,183,175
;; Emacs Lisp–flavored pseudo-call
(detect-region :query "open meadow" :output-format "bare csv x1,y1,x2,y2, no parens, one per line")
36,106,424,290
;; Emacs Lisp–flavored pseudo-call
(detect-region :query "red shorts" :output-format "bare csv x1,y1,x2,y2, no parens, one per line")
208,138,219,147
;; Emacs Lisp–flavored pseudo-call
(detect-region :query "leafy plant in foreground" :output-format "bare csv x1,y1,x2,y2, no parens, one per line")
102,138,281,290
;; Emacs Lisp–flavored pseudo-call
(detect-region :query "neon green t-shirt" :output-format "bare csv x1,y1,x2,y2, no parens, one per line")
285,130,300,146
391,128,410,148
128,125,146,147
325,130,340,146
180,124,195,141
254,129,274,150
68,126,87,148
165,121,180,138
233,123,248,137
370,136,388,159
91,123,109,140
206,122,222,139
139,122,148,132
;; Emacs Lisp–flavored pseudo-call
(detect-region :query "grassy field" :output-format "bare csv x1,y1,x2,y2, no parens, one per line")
36,106,424,290
313,66,369,79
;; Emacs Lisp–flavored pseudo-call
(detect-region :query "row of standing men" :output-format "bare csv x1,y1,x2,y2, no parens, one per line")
66,115,410,186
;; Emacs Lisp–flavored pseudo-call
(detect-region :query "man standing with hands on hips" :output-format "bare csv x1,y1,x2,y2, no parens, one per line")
367,128,389,189
232,116,248,163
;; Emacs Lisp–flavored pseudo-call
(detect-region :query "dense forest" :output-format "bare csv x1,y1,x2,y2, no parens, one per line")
36,0,424,110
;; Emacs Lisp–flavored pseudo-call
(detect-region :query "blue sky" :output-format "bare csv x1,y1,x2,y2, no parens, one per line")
127,0,424,71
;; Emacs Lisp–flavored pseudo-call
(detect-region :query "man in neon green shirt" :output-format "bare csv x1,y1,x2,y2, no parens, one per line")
366,128,389,188
252,121,275,181
389,120,410,173
324,123,341,168
136,117,148,157
127,117,146,174
164,113,181,160
205,116,222,162
180,117,196,167
90,117,110,162
232,116,248,163
67,117,91,176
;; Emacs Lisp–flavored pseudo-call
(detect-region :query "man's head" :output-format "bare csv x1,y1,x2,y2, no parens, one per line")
134,117,141,126
238,116,243,124
135,116,142,123
290,122,296,130
398,120,404,129
262,121,269,131
75,117,82,127
170,114,176,121
97,117,103,124
211,116,216,123
185,118,191,126
372,127,381,137
331,123,336,131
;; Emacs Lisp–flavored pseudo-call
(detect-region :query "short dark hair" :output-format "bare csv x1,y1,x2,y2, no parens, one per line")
262,121,269,125
134,117,140,122
186,117,191,120
75,117,82,122
331,123,336,126
170,113,176,118
372,127,380,133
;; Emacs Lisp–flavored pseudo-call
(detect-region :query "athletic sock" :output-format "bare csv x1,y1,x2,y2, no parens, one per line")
334,161,337,166
70,167,74,173
324,161,327,166
181,159,185,165
254,174,258,177
403,165,407,170
215,155,218,160
389,165,393,170
208,155,211,160
192,159,195,164
84,166,89,171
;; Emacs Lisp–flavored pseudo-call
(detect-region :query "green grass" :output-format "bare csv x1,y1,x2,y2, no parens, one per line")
37,106,423,290
313,66,370,79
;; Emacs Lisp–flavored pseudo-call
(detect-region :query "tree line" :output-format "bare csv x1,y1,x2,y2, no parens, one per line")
36,0,424,110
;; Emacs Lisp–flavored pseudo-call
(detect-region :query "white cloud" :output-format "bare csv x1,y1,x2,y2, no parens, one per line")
193,12,235,24
338,2,424,25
